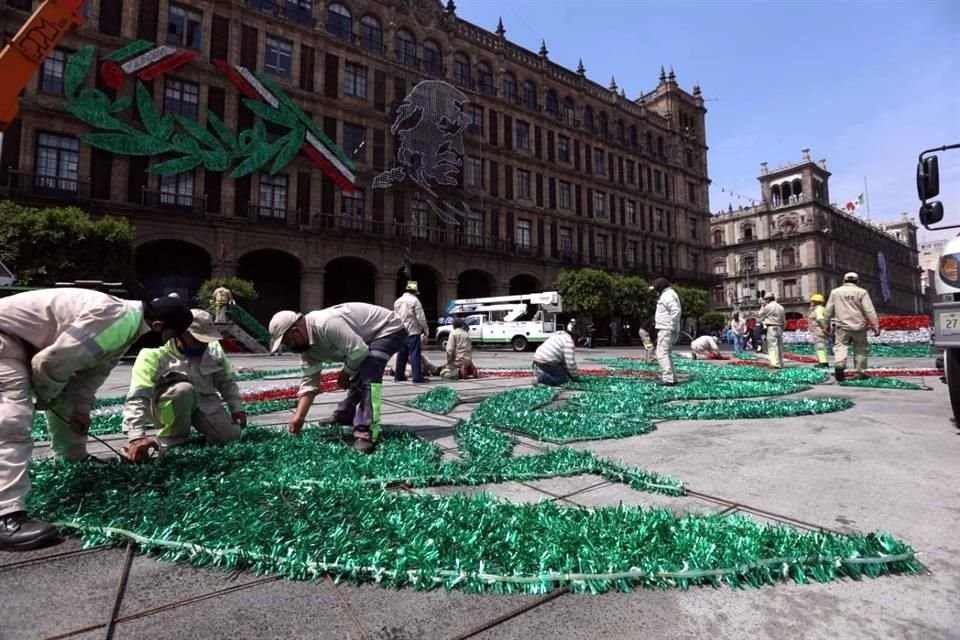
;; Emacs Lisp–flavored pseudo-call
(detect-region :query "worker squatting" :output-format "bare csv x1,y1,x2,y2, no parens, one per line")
0,273,880,551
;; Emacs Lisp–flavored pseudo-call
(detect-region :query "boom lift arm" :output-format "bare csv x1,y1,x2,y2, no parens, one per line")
0,0,86,131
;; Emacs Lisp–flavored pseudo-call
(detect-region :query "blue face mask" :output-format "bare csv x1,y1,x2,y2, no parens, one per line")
177,341,208,358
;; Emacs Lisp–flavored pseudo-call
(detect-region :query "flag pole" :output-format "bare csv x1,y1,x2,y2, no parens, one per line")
863,176,871,220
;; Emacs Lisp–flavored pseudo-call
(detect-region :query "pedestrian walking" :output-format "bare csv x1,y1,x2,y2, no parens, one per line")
652,278,682,386
807,294,830,368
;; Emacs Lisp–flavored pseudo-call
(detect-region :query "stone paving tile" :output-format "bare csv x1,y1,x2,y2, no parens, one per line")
420,481,549,504
335,582,545,640
564,482,725,517
3,546,127,639
0,536,85,568
108,576,360,640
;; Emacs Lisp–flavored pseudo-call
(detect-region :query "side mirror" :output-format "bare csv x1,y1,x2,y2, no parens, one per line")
917,156,940,200
919,201,944,226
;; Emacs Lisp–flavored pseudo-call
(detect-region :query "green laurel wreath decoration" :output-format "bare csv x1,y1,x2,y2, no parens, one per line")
63,45,308,178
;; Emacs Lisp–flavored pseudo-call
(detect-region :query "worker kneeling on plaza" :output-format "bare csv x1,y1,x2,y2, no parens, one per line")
440,317,478,379
690,334,721,360
270,303,407,454
0,289,192,551
532,328,581,386
121,310,247,462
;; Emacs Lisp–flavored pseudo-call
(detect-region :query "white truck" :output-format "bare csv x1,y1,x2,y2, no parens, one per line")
917,143,960,421
436,291,563,352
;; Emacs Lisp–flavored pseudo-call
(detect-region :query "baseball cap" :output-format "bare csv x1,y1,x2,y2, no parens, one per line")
269,310,302,352
844,272,859,282
145,296,194,336
187,309,222,343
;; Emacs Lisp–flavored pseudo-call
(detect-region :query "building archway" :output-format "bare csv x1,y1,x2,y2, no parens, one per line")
396,264,439,326
325,257,376,307
509,274,542,295
135,240,211,302
457,269,496,299
238,249,301,325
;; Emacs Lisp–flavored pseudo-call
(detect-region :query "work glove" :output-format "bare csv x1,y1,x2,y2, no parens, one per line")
231,410,247,428
122,437,161,463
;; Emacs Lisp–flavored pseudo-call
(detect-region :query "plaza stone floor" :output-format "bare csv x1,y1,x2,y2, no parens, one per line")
4,346,960,640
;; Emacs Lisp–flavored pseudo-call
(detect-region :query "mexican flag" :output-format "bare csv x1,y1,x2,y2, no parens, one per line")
844,193,865,212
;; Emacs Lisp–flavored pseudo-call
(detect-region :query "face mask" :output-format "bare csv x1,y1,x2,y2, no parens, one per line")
289,343,310,354
177,341,208,358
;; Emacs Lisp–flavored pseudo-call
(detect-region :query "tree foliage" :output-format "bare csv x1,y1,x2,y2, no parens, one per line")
675,286,708,320
612,275,654,317
197,278,258,306
0,201,135,285
556,269,615,319
699,311,727,333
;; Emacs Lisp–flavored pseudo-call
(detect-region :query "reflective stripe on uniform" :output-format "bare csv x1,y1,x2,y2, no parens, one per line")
64,326,104,358
95,310,144,352
370,382,382,442
128,344,169,396
156,399,177,437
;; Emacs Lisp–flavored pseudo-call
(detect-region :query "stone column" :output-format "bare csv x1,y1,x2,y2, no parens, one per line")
375,275,397,309
300,268,325,311
439,278,459,309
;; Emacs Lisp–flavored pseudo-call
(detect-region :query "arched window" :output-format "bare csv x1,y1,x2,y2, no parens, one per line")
476,61,494,95
521,80,536,109
742,224,754,241
562,97,575,124
583,105,594,131
712,284,726,304
545,89,558,116
502,73,517,103
598,112,609,137
359,15,383,52
615,119,625,142
771,184,782,207
422,40,442,74
326,3,352,40
712,229,724,246
453,52,471,86
395,29,416,66
792,179,803,202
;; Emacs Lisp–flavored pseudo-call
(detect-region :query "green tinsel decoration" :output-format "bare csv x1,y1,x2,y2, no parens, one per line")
591,358,830,385
27,427,921,593
407,387,461,415
838,378,924,391
788,344,933,358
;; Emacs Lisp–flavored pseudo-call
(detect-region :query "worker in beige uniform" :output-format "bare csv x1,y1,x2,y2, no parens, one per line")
652,278,682,386
758,292,786,369
0,289,192,550
825,272,879,381
807,294,830,367
393,281,430,383
210,286,234,323
441,317,478,379
270,303,407,454
121,310,246,462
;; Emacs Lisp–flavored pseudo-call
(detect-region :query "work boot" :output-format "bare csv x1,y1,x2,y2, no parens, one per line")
353,438,377,454
656,380,677,387
834,366,846,382
0,511,59,551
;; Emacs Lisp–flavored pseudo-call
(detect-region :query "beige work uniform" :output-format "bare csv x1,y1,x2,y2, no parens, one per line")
758,301,786,368
441,328,476,379
654,288,682,383
825,283,879,374
0,289,149,517
808,305,829,365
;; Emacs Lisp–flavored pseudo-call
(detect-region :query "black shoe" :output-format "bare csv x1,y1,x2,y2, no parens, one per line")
394,377,408,382
412,379,429,384
352,438,377,454
835,366,846,382
656,381,677,387
0,511,59,551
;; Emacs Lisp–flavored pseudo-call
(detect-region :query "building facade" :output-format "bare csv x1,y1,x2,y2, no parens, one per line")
710,151,923,318
0,0,713,324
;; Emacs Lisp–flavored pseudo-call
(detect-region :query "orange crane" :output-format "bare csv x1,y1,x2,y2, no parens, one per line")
0,0,86,131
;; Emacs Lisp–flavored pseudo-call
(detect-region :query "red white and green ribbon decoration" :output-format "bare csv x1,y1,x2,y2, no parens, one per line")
100,40,198,89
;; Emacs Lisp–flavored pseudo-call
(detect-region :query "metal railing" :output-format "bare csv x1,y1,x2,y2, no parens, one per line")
248,205,296,226
141,189,206,216
7,171,91,201
247,0,315,27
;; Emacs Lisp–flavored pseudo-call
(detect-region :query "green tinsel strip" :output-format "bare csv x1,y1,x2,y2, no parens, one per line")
592,358,829,385
234,368,303,381
407,387,461,415
649,398,854,421
838,378,924,391
567,376,810,402
789,344,933,358
27,429,920,593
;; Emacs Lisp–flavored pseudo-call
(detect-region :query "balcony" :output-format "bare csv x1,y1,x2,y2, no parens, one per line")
141,190,206,216
247,0,315,27
248,205,295,226
7,171,91,202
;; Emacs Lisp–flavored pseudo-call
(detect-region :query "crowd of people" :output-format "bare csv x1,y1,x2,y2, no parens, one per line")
0,272,880,552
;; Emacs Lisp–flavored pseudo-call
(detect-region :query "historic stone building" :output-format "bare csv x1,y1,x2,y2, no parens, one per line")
710,151,923,318
0,0,713,324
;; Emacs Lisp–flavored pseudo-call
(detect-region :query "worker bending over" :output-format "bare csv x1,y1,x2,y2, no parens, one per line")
532,329,580,386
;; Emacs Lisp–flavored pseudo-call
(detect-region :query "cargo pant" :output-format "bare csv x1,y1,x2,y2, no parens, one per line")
150,381,241,448
0,332,98,517
766,326,784,368
834,327,869,374
333,331,406,443
637,329,654,363
810,328,829,365
656,330,676,383
533,362,570,386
